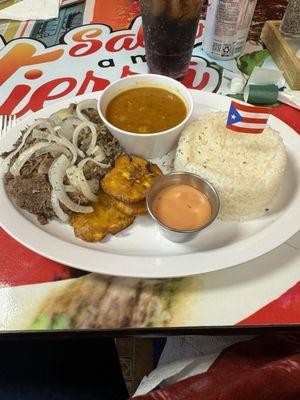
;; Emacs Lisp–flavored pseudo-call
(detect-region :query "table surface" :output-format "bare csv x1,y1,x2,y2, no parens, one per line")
1,0,300,336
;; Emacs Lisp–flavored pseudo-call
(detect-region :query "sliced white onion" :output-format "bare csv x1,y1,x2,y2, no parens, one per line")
54,118,82,141
10,142,58,176
34,143,71,159
3,120,55,171
66,165,98,202
64,185,79,193
76,99,98,122
32,130,77,165
72,122,97,157
92,145,106,161
34,119,56,135
72,123,87,158
51,193,69,223
84,123,98,156
49,105,76,124
68,117,83,126
55,189,94,214
49,115,63,127
94,154,108,164
77,157,109,170
48,155,93,221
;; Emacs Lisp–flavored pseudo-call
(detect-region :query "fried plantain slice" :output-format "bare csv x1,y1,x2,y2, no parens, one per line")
114,198,147,217
101,154,163,203
69,191,134,242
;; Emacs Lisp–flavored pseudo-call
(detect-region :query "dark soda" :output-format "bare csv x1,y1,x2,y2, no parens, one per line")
141,0,203,79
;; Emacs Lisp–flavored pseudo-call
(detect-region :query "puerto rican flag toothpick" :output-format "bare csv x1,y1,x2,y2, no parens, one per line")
226,101,271,134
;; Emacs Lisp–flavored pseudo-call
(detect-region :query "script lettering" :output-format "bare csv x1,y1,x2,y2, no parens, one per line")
0,43,63,87
77,70,110,95
69,28,103,57
20,77,77,115
0,84,31,116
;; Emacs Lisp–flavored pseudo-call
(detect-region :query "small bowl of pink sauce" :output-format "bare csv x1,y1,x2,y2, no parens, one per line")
146,172,220,243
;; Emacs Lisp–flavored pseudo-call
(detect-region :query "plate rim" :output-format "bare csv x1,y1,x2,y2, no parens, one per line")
0,90,300,278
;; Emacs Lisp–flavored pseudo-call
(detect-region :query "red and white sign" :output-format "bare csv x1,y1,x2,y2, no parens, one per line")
0,18,222,119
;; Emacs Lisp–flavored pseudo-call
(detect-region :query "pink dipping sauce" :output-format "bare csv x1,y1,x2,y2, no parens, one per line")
152,184,212,230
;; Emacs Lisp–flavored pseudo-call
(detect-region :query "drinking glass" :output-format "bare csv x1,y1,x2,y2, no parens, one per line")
140,0,203,79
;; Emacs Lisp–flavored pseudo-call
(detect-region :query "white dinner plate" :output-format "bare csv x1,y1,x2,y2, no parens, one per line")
1,90,300,278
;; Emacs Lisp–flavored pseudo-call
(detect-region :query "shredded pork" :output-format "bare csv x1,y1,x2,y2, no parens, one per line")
1,102,122,224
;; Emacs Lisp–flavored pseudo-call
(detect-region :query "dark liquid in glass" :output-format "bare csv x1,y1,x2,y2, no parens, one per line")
141,0,202,79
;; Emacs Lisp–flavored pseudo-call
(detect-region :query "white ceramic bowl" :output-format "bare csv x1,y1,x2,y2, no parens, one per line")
98,74,193,159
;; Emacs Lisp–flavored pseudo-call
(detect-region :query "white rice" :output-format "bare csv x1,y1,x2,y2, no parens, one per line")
174,112,287,221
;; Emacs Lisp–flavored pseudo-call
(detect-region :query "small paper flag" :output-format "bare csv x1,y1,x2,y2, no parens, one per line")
226,100,271,134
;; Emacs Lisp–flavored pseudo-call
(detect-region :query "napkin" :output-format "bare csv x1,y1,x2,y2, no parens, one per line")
0,0,60,21
247,66,284,87
134,336,252,397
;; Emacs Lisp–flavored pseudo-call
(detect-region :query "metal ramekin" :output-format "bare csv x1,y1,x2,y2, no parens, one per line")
146,172,220,243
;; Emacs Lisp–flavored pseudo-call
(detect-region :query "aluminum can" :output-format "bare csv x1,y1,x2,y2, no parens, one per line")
203,0,257,60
